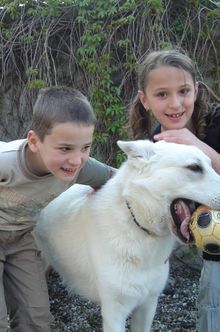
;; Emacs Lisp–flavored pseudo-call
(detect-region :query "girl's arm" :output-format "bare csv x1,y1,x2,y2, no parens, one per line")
154,128,220,175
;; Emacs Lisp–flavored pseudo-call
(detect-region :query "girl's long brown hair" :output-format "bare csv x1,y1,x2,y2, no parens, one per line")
128,50,220,140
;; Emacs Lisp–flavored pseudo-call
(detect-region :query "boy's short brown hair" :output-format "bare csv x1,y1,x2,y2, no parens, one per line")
32,86,96,141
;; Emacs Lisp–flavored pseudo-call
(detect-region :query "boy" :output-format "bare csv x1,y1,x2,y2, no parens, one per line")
0,86,114,332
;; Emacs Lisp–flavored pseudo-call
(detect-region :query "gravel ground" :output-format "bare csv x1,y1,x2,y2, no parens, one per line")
48,247,202,332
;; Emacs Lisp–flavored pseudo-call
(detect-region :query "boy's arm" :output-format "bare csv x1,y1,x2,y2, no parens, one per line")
76,157,116,189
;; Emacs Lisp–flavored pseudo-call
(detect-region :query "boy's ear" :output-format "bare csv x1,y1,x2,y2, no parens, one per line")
138,90,149,110
27,130,40,152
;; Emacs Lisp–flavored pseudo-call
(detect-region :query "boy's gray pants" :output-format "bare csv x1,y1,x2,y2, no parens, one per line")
0,229,52,332
197,259,220,332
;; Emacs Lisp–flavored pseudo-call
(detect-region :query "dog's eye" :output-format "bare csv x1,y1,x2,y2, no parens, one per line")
134,155,143,158
186,163,203,173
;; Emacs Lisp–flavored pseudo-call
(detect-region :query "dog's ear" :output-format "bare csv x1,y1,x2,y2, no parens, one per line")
117,140,156,159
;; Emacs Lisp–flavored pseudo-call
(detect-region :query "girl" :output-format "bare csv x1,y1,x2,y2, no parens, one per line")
128,49,220,332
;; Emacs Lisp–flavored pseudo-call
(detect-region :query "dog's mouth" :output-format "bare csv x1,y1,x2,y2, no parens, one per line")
170,199,199,243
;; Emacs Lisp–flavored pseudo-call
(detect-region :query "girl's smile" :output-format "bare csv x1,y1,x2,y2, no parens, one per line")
138,66,198,132
165,111,185,121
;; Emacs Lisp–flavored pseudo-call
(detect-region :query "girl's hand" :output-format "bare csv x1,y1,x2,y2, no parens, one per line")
154,128,201,147
154,128,220,175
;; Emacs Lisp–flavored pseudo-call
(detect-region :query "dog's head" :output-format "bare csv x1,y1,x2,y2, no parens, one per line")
117,139,220,243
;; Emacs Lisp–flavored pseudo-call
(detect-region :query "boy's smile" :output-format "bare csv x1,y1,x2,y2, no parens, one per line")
26,122,94,182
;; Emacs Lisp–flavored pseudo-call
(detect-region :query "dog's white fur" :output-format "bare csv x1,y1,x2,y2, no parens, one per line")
35,140,220,332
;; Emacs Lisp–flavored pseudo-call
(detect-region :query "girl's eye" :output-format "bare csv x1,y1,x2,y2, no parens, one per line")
157,91,167,98
180,88,190,95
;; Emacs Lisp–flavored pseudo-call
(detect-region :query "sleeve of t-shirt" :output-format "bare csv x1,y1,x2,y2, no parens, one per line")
0,140,23,184
76,157,116,189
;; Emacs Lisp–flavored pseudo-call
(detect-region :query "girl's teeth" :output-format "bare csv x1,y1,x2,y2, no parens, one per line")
170,114,180,118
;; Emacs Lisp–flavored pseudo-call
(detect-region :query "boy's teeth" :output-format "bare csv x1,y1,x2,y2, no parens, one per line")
63,168,73,172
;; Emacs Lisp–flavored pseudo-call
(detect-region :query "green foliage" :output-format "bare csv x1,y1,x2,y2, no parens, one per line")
26,79,46,90
186,0,200,7
0,0,219,165
75,0,135,165
26,67,38,77
172,19,184,34
207,7,220,20
215,80,220,93
147,0,165,13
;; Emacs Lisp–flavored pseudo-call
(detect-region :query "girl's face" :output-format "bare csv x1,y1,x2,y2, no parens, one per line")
27,122,94,182
138,66,198,132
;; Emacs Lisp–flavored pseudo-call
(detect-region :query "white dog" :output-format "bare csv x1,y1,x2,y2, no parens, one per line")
35,140,220,332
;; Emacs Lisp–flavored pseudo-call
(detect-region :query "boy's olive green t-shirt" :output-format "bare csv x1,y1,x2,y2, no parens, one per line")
0,139,114,231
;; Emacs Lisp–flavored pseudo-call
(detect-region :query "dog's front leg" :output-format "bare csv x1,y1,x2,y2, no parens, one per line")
129,296,158,332
101,300,128,332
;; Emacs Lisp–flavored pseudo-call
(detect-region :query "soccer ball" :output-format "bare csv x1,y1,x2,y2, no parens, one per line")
189,205,220,254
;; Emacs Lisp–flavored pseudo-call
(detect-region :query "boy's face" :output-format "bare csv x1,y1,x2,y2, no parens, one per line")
27,122,94,182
